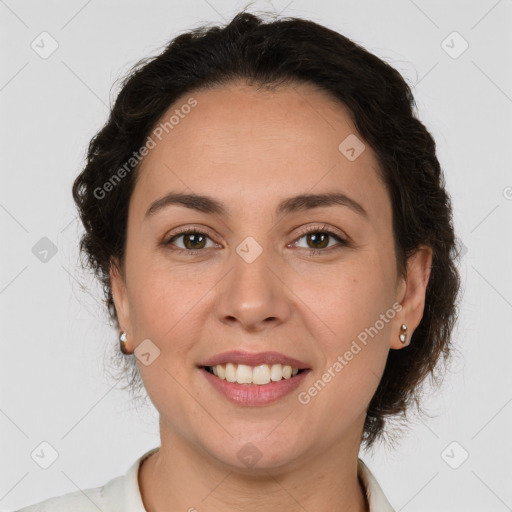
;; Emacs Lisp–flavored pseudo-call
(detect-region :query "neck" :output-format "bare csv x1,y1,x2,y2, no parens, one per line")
139,421,369,512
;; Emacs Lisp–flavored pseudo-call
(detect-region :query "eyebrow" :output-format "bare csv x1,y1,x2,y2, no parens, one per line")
145,191,368,220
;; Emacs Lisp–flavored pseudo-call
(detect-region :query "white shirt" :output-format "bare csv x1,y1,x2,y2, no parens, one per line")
16,447,395,511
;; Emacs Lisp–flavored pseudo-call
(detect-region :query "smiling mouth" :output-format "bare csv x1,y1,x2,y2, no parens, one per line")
202,363,307,386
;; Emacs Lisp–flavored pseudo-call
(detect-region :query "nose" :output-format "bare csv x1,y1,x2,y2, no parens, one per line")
214,244,292,332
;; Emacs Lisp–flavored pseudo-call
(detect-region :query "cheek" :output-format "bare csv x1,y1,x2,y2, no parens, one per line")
126,255,213,354
125,258,173,336
294,252,395,415
300,274,394,430
298,252,395,348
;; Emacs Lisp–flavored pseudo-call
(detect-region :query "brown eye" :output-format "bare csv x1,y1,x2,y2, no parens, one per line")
304,232,331,250
293,227,348,254
165,230,215,252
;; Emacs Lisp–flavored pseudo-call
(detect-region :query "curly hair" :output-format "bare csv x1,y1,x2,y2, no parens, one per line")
72,9,462,450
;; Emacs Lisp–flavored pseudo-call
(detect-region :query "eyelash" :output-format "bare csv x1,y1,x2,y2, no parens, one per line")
164,224,348,256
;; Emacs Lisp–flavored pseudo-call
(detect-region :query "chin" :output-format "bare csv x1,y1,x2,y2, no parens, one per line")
200,428,310,474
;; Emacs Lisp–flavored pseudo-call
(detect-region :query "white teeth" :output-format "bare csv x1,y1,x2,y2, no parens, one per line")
207,363,301,385
216,364,226,380
282,365,292,379
270,364,283,382
252,364,271,385
225,363,237,383
236,364,253,384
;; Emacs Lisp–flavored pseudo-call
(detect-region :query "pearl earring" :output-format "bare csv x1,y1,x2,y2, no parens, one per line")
399,324,408,344
119,331,131,354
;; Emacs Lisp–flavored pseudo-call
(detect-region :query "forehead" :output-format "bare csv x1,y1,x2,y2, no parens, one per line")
130,82,390,224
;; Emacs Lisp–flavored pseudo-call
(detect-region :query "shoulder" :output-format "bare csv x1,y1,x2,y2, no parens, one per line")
357,458,396,512
14,447,159,512
15,486,106,512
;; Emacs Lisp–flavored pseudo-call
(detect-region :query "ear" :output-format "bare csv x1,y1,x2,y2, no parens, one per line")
390,244,433,350
110,257,132,350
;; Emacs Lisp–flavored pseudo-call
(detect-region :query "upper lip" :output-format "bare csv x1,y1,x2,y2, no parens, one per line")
200,350,310,369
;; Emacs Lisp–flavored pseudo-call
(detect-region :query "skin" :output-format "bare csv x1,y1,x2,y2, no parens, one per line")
110,81,432,512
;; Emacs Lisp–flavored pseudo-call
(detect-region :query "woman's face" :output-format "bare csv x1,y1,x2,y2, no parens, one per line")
111,82,430,470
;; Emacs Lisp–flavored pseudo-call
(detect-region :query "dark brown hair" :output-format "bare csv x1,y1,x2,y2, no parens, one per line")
72,9,462,450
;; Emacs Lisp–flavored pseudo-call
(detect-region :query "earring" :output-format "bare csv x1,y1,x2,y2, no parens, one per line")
399,324,408,344
119,331,131,354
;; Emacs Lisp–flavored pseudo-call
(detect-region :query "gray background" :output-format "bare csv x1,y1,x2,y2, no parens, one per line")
1,0,511,510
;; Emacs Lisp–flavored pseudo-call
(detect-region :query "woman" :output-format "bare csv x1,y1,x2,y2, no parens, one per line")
17,9,461,512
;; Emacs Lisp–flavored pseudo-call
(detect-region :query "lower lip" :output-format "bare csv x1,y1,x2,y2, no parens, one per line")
200,367,310,406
